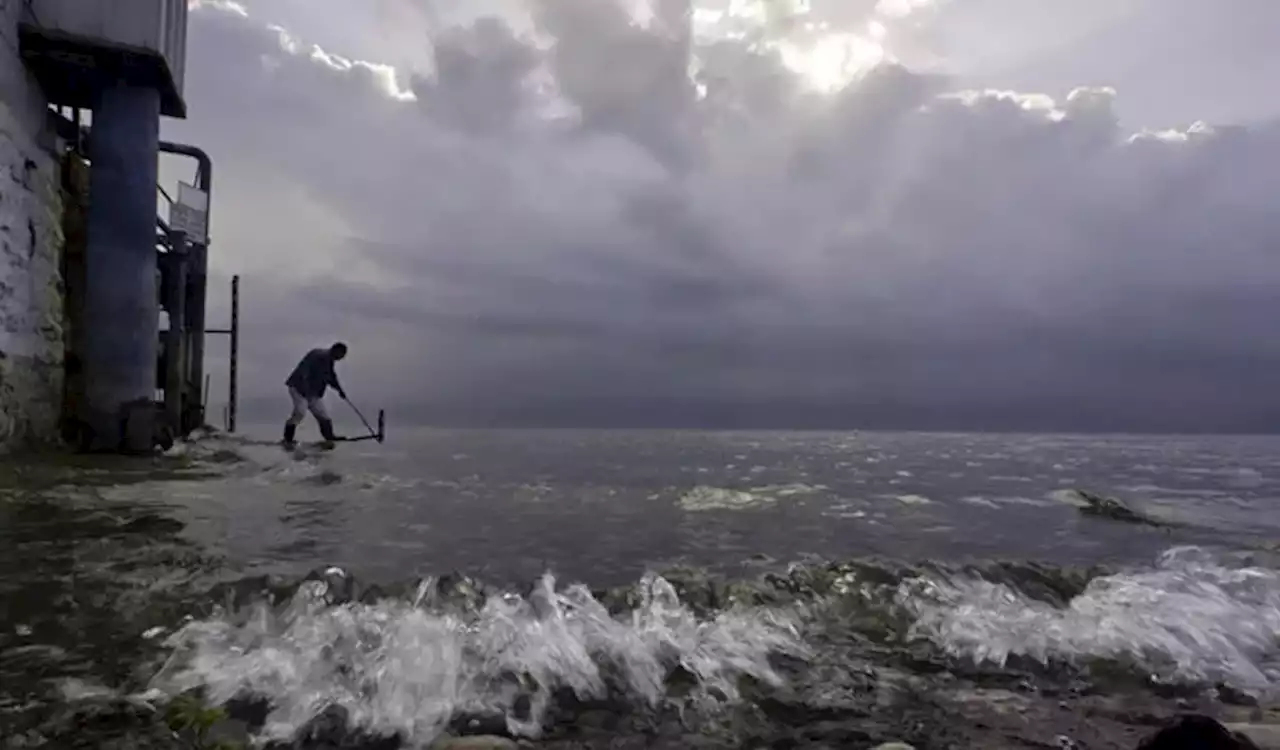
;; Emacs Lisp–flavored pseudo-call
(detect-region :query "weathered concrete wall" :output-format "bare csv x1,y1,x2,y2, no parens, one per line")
0,5,65,450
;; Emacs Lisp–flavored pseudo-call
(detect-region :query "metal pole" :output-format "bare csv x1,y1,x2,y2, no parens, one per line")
158,141,213,436
228,275,240,433
163,231,188,434
184,242,207,432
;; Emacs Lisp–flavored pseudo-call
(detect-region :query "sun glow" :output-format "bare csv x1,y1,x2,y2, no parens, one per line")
775,25,888,93
690,2,895,94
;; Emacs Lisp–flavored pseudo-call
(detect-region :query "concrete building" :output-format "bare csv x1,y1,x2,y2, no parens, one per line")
0,0,67,449
0,0,206,453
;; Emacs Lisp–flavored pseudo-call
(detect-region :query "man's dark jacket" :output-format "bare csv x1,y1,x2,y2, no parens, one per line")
286,348,342,400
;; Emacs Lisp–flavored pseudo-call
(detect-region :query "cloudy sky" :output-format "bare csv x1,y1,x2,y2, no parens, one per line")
163,0,1280,432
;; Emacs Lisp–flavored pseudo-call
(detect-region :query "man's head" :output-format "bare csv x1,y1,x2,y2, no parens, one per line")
330,342,348,360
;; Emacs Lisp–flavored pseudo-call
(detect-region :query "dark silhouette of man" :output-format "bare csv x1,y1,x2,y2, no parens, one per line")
283,342,347,446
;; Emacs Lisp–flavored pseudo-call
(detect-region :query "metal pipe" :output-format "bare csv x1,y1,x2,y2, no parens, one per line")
228,275,240,433
183,242,208,432
158,140,212,203
162,232,188,434
158,141,213,437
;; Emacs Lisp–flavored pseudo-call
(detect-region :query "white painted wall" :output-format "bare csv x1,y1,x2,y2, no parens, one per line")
0,7,64,450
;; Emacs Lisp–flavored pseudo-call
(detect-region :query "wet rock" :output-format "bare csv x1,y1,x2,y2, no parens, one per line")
415,572,495,613
205,448,245,464
32,697,175,749
204,574,299,613
1225,724,1280,749
572,709,621,732
428,737,518,750
449,712,513,738
300,566,357,605
962,560,1109,607
206,716,252,747
225,693,272,730
119,514,186,535
1070,490,1167,527
264,704,402,750
1218,684,1262,707
1135,715,1261,750
756,693,869,726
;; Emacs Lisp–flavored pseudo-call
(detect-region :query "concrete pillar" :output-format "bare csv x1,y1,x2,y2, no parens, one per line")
83,84,161,452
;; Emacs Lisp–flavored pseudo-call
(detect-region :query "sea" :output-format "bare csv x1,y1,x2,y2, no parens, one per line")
3,428,1280,748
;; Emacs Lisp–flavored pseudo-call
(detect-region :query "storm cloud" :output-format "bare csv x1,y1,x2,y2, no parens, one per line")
169,0,1280,432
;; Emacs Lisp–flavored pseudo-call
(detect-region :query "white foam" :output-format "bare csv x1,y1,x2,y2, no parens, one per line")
899,546,1280,696
148,573,805,744
678,485,773,511
749,483,827,498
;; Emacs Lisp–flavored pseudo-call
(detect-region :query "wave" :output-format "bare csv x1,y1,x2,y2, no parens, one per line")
148,569,806,744
902,546,1280,695
133,546,1280,747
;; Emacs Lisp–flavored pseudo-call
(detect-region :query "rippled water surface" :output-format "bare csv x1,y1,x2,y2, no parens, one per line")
150,430,1280,583
3,428,1280,747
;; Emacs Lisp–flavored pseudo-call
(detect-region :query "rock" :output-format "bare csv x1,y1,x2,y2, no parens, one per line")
573,709,620,732
263,704,400,749
206,716,252,747
871,743,916,750
1226,724,1280,750
429,737,518,750
31,697,176,750
448,712,512,738
1071,490,1167,527
1136,715,1261,749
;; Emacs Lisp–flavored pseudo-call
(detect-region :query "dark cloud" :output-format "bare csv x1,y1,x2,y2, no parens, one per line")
176,0,1280,433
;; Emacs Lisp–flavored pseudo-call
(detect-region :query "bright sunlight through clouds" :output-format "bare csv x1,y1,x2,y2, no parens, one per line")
691,0,936,93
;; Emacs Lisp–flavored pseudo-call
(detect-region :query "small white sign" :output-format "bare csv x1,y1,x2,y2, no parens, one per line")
169,182,209,244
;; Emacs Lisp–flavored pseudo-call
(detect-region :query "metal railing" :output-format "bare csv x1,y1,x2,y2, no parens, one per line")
154,142,240,434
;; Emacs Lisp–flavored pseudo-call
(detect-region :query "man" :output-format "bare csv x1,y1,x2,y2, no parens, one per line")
283,342,348,446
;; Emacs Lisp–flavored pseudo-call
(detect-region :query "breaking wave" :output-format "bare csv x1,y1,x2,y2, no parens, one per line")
900,546,1280,696
135,545,1280,747
148,569,806,745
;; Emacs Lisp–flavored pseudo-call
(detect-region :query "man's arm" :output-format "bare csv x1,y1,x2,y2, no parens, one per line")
327,360,346,399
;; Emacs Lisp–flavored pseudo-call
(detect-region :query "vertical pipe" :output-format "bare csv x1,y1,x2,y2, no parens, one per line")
158,141,213,436
184,242,207,433
163,232,188,434
228,275,240,433
83,85,162,452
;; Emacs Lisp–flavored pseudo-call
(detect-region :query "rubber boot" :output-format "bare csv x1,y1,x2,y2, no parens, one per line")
282,422,297,447
318,418,338,444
